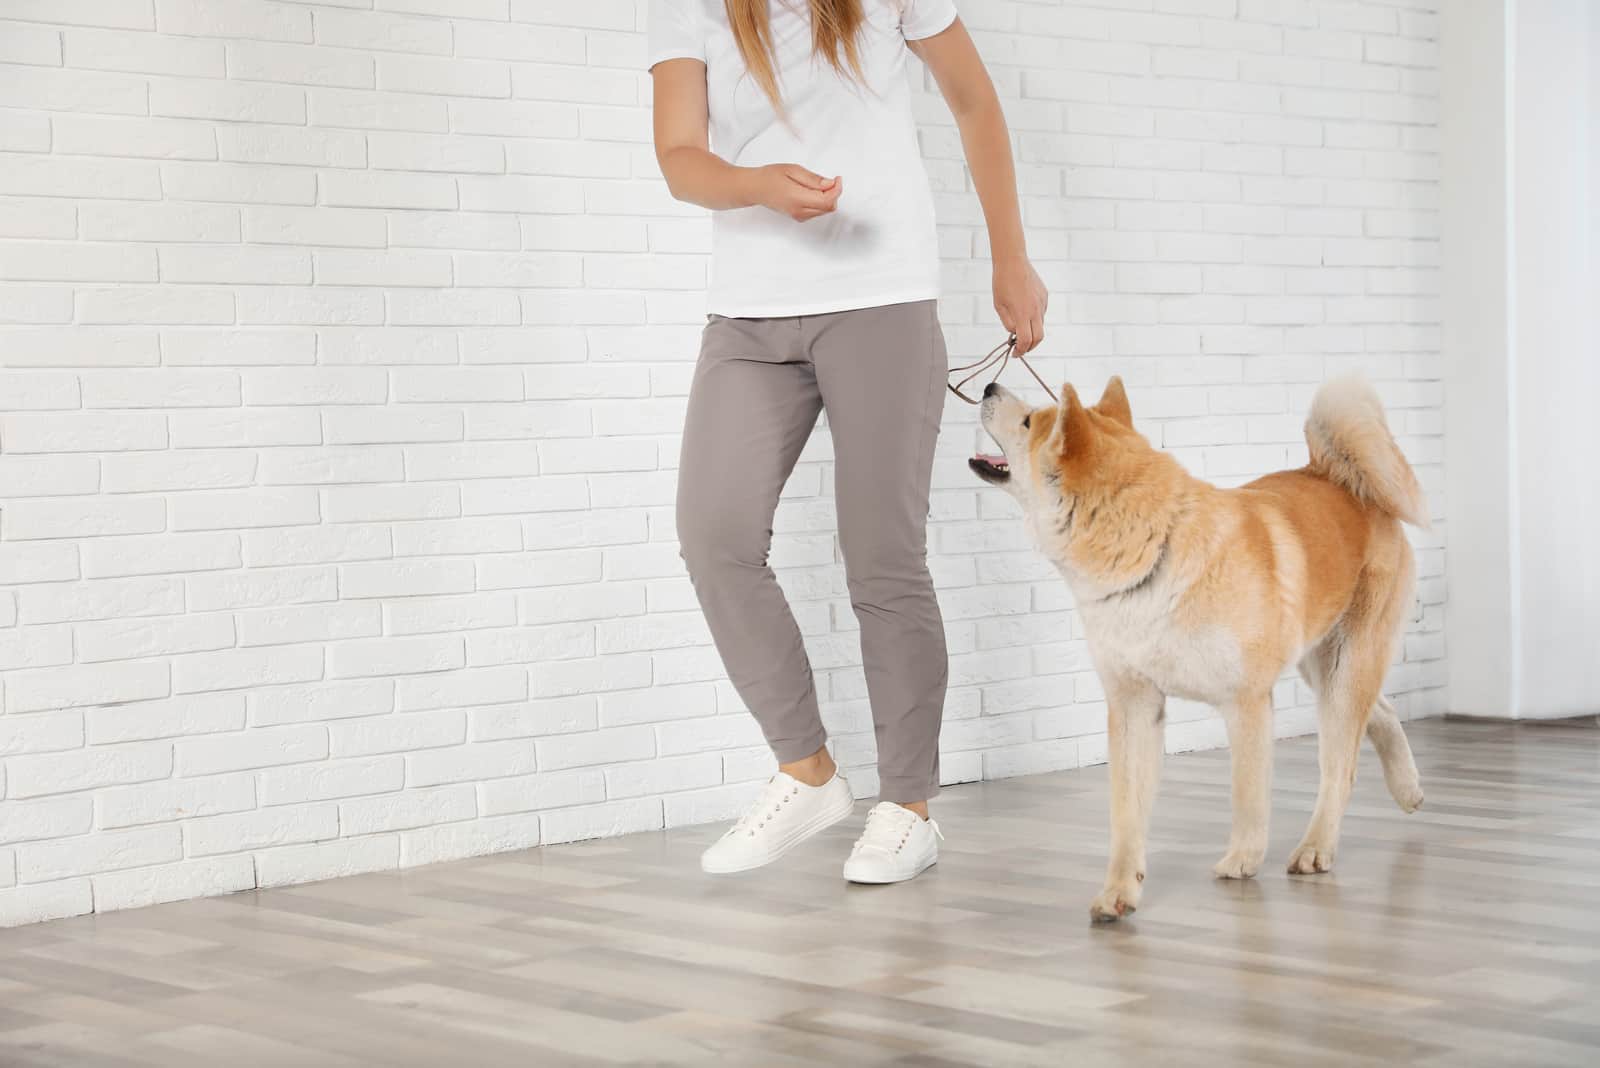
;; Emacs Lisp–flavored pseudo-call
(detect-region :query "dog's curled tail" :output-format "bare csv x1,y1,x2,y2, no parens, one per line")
1305,377,1429,528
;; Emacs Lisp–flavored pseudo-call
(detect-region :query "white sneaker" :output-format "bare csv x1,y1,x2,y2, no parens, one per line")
842,802,943,884
700,771,855,875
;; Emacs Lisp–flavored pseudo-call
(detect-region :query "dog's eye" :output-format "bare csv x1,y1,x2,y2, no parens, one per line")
1022,414,1031,430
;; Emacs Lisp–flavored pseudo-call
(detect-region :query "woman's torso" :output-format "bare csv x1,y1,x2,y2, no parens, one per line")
661,0,947,317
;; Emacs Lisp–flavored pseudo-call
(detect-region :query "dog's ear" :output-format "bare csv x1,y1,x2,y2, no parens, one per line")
1097,376,1133,428
1051,383,1093,456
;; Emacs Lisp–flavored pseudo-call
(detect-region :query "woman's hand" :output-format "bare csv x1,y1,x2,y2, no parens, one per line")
994,256,1048,354
749,165,842,222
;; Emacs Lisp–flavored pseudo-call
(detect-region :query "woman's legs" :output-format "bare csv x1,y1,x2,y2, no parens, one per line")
679,302,949,818
808,301,949,808
676,315,829,770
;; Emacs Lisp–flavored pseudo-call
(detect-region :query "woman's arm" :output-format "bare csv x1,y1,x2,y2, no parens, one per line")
910,22,1049,354
651,59,843,221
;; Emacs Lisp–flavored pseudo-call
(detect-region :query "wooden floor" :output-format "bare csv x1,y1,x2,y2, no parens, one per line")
1,718,1597,1066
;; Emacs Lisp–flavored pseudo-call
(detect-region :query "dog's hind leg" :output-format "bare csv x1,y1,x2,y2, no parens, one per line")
1366,695,1423,813
1090,674,1165,923
1214,692,1273,879
1296,654,1422,817
1289,565,1410,875
1289,636,1374,875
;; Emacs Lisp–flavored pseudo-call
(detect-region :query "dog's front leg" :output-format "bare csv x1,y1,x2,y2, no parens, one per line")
1214,693,1273,878
1090,675,1165,923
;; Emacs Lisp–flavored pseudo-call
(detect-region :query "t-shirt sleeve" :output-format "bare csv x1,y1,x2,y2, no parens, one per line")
899,0,959,41
647,0,706,69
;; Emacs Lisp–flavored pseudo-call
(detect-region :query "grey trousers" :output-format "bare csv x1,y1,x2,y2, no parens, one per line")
676,300,949,803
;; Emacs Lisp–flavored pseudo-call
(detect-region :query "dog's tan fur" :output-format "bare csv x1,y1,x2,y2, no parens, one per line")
975,376,1426,922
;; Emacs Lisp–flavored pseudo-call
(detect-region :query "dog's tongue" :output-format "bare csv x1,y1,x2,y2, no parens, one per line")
975,453,1007,465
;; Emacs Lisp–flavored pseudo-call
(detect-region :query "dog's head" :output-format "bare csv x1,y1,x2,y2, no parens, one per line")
972,377,1177,584
971,375,1143,506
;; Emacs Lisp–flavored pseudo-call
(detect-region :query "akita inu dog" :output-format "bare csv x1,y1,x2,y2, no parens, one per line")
973,376,1426,922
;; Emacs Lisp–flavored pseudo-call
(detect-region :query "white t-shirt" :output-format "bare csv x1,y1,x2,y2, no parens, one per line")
647,0,959,318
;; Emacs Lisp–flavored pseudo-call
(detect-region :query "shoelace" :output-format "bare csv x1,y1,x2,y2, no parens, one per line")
727,776,800,838
851,804,943,857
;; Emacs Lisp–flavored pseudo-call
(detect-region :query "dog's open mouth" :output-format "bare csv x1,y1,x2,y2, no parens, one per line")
969,451,1010,484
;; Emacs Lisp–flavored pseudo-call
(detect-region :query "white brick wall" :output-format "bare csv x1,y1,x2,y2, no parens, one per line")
0,0,1446,927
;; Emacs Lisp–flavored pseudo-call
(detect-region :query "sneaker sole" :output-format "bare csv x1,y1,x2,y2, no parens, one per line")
843,852,938,885
700,790,857,875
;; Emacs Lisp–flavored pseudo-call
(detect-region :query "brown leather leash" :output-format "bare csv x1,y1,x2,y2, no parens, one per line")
946,334,1058,404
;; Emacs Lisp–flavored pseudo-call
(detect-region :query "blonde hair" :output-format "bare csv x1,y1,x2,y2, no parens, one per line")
725,0,867,111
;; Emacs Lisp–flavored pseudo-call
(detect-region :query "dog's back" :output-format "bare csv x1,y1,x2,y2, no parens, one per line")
1218,377,1426,657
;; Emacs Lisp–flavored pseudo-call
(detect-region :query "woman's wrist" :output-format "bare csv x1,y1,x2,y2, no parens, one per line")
990,233,1029,265
731,165,769,210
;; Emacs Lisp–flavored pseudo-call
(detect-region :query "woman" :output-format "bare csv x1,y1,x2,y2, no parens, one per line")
650,0,1046,883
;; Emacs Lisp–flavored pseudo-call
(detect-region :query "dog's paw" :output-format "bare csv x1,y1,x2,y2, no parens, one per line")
1286,842,1336,875
1212,848,1263,880
1088,882,1141,923
1391,781,1424,814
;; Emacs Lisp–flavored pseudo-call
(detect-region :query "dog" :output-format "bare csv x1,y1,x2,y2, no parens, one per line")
972,375,1426,922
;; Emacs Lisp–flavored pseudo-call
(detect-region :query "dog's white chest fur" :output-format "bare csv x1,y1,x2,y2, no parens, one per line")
1071,571,1244,707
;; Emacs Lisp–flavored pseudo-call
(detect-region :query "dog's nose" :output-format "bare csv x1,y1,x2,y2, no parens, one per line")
983,381,999,399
